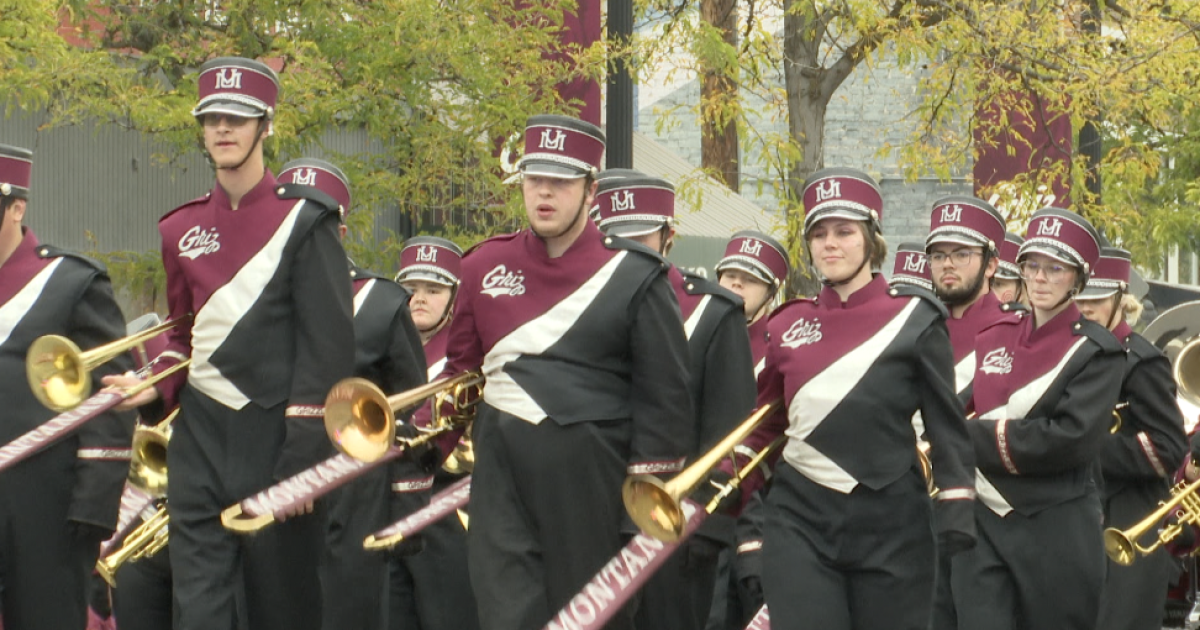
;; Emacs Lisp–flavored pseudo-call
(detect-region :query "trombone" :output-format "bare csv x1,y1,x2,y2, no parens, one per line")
26,317,187,411
623,399,782,543
96,409,177,586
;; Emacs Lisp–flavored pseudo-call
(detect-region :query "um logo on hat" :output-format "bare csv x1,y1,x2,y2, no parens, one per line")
214,68,243,90
612,190,636,212
538,129,566,152
814,179,841,202
415,245,438,263
903,254,926,274
291,168,317,186
1036,217,1063,238
739,238,763,257
940,205,963,223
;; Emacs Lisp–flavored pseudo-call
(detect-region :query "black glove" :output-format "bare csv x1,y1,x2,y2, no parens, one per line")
396,423,440,473
68,520,112,550
691,469,740,515
387,533,426,559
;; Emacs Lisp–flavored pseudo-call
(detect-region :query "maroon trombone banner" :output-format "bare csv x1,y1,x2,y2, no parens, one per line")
744,605,770,630
541,500,706,630
0,389,124,472
100,484,156,557
367,475,471,546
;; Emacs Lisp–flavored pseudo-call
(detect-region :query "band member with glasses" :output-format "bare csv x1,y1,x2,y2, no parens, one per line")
952,208,1125,630
391,236,480,630
991,232,1026,306
923,196,1020,630
594,171,756,630
0,143,135,630
714,230,790,628
104,57,355,630
422,115,692,630
1076,247,1186,630
720,167,976,630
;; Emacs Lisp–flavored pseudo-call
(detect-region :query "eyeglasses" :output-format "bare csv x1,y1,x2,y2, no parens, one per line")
1019,260,1072,283
927,250,982,266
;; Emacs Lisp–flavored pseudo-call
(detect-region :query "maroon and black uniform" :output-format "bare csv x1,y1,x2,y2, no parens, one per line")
321,266,428,630
0,229,134,630
636,266,755,630
730,276,975,630
432,221,692,630
730,314,771,627
952,304,1124,630
389,323,480,630
1096,320,1186,630
150,174,354,630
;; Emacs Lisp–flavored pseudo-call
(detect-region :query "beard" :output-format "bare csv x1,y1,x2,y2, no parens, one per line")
935,264,986,307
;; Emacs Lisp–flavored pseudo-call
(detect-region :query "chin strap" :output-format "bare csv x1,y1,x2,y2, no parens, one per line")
217,118,267,172
1106,291,1125,330
420,289,457,337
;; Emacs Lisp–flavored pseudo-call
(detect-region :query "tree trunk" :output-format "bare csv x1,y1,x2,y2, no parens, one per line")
700,0,740,191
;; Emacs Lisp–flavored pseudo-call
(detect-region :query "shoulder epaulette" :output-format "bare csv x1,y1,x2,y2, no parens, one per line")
887,283,949,319
159,193,210,222
464,231,522,257
602,234,669,266
1074,317,1124,354
680,271,743,307
980,309,1025,334
35,244,106,273
999,301,1029,314
349,265,390,283
275,183,340,215
1123,330,1163,363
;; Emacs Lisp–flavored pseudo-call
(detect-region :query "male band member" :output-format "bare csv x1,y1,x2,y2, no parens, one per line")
991,232,1025,306
105,57,355,630
423,114,692,630
392,235,480,630
923,195,1013,630
889,242,933,292
953,207,1125,630
594,170,757,630
714,230,790,629
1076,247,1186,630
0,143,135,630
277,158,430,630
720,168,976,630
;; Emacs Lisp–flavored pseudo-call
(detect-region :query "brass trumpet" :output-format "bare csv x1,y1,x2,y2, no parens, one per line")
623,399,782,543
96,505,169,588
26,317,186,411
1104,475,1200,566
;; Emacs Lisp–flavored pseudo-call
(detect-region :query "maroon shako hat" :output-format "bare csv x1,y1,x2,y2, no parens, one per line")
394,236,464,287
191,57,280,120
517,114,605,180
926,196,1005,254
801,167,883,237
995,232,1024,281
890,242,933,291
594,170,675,238
0,143,32,200
1018,207,1102,274
716,230,790,288
278,158,352,219
1078,247,1131,299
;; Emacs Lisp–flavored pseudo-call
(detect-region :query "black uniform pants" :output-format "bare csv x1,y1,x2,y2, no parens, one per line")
389,474,479,630
467,406,634,630
321,462,390,630
112,544,174,630
0,443,97,630
168,386,323,630
761,464,935,630
952,494,1104,630
636,534,722,630
1098,487,1172,630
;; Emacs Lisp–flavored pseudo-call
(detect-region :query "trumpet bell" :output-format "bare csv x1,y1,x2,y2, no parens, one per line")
325,378,394,462
1103,529,1138,566
129,424,171,498
622,475,687,542
26,335,90,411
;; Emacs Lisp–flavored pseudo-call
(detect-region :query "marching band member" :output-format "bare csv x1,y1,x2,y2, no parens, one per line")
104,57,355,630
1076,247,1186,630
391,235,480,630
276,158,430,630
991,232,1025,306
714,230,790,629
721,167,976,630
922,196,1014,630
889,242,933,293
424,114,692,630
593,170,757,630
0,143,135,630
952,207,1125,630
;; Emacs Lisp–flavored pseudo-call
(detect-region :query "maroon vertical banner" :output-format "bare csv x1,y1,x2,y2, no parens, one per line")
744,605,770,629
555,0,602,125
973,85,1073,217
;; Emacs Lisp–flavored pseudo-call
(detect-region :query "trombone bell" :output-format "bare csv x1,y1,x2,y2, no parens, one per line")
622,475,689,542
26,335,90,412
324,378,394,463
